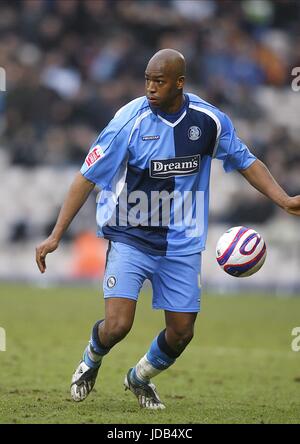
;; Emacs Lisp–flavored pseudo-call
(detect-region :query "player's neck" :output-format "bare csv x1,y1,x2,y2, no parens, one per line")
159,93,185,115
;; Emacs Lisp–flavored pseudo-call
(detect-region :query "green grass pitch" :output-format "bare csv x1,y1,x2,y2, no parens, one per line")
0,284,300,424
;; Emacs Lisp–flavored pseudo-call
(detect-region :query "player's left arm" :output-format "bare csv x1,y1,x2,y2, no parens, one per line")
239,159,300,216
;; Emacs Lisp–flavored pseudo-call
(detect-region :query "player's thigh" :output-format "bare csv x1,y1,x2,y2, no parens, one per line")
152,252,202,313
103,241,155,302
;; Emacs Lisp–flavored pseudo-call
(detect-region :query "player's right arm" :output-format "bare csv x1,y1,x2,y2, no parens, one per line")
36,98,144,273
35,172,95,273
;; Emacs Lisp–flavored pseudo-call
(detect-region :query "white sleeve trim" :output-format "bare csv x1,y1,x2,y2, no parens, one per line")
128,109,152,145
189,104,221,157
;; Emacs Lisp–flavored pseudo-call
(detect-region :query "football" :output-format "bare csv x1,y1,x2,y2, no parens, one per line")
216,226,267,277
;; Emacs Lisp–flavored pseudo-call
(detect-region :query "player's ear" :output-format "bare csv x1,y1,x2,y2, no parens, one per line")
177,76,185,90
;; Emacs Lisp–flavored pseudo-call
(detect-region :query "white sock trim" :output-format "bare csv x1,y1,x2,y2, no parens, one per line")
87,343,103,363
135,354,162,382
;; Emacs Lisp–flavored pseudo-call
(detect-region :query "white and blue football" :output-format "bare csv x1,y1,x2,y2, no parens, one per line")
216,226,267,277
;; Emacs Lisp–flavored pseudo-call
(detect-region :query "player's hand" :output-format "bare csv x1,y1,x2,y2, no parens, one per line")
285,196,300,216
35,236,59,273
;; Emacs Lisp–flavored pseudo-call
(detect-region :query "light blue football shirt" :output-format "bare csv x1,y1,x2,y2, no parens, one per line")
80,93,256,256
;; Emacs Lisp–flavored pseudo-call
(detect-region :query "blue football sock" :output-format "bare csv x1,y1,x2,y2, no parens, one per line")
134,329,181,382
83,320,111,368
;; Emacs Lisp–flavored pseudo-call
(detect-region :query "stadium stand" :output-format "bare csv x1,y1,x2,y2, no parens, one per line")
0,0,299,289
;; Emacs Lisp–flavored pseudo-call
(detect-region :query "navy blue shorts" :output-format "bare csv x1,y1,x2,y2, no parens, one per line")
103,241,202,312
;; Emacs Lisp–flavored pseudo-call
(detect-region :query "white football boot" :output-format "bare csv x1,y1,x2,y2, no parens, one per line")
71,360,100,402
124,368,165,410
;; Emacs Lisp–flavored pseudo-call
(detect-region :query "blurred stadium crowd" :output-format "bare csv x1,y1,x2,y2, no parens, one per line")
0,0,299,285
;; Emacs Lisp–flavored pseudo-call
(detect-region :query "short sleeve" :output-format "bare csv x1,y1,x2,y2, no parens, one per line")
214,112,257,173
80,116,131,189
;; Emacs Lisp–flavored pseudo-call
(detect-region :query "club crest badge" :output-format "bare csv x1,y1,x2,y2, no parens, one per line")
107,276,117,288
188,126,201,141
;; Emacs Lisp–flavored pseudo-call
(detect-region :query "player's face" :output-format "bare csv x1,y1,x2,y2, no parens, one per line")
145,66,184,112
